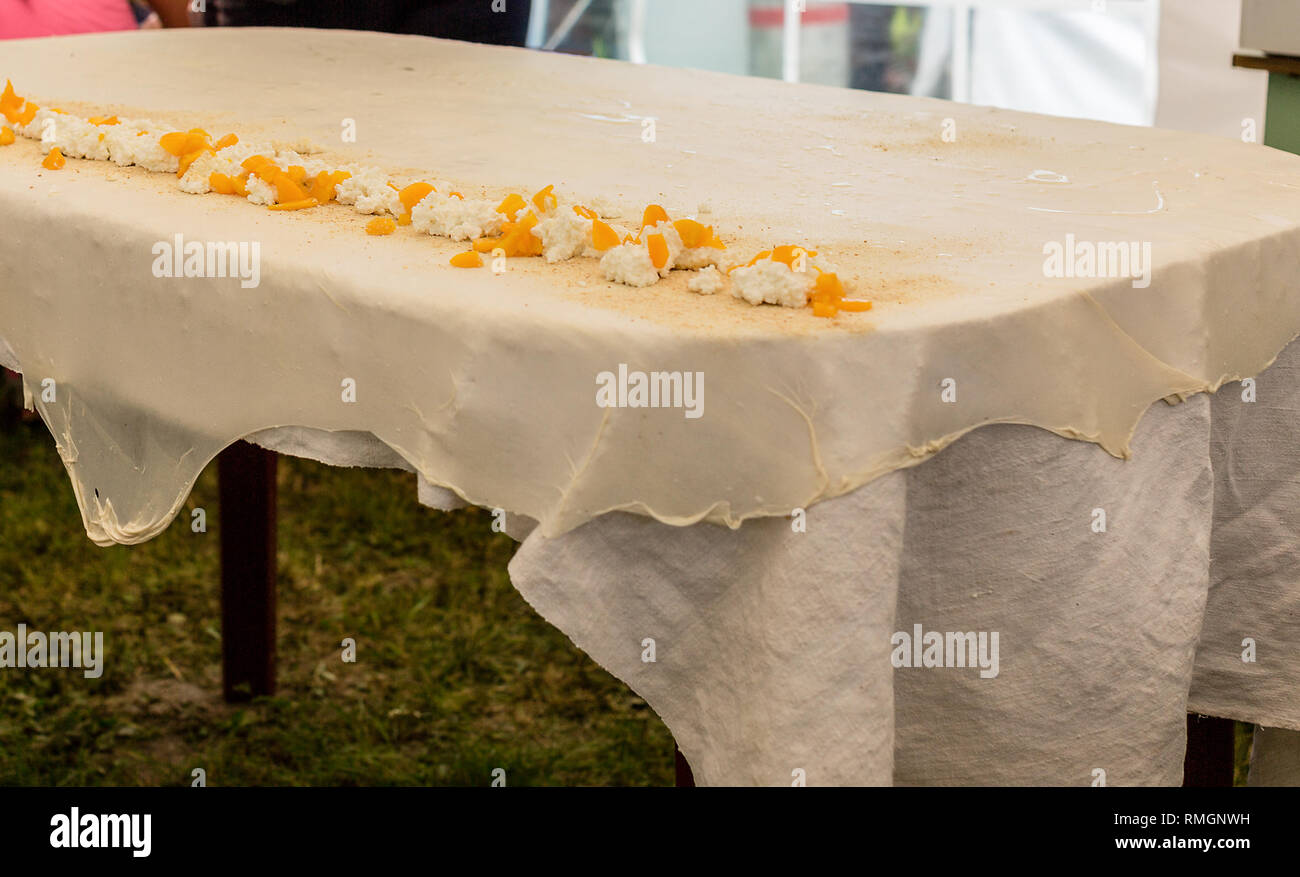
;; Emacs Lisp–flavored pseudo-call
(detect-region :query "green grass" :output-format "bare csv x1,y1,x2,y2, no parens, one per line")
0,416,674,786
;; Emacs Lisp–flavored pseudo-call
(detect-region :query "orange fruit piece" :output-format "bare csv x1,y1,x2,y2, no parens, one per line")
213,133,238,150
672,219,712,249
15,102,37,126
641,204,668,229
450,251,483,268
159,129,209,157
448,191,464,200
209,172,236,194
241,154,278,175
0,81,22,123
472,237,499,253
591,219,619,251
573,204,596,220
497,210,543,257
89,115,119,126
0,126,14,147
399,182,435,212
396,181,435,224
286,165,308,184
272,173,310,204
496,192,526,218
813,271,844,299
647,233,669,269
307,171,334,203
268,198,319,211
366,217,397,235
771,244,816,267
41,147,65,170
532,184,557,213
231,173,250,197
308,170,350,204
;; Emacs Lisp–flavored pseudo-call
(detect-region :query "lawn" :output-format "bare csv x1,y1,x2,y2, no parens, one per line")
0,413,674,786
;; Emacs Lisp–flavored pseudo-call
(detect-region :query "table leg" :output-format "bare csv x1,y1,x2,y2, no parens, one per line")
1183,714,1235,787
674,744,695,787
217,440,278,702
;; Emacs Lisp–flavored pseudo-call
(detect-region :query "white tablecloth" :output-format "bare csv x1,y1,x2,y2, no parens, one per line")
508,340,1300,785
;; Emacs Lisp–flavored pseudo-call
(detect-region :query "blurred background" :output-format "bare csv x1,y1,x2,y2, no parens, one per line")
522,0,1265,137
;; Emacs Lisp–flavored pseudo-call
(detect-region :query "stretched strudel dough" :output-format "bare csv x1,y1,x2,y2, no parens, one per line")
2,28,1299,544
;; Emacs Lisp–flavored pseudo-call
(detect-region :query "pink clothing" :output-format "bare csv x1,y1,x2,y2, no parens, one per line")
1,0,138,39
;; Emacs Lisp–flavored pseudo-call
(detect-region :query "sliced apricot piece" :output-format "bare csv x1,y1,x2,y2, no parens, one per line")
448,191,464,200
213,133,238,150
308,171,337,203
286,165,308,184
451,251,483,268
0,126,13,147
307,169,350,204
771,244,816,267
641,204,669,230
532,184,557,213
160,130,208,157
271,173,310,204
498,210,542,257
813,271,844,299
41,147,65,170
496,192,526,218
209,172,236,194
837,300,872,312
268,198,319,211
399,182,435,212
573,204,596,220
811,300,838,318
0,81,22,123
231,173,250,197
241,154,278,175
366,217,397,235
647,233,669,270
591,219,620,251
472,237,499,253
672,218,711,249
15,102,38,126
89,115,119,126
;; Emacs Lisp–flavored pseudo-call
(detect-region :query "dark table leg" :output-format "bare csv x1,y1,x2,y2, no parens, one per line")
674,745,695,787
1183,714,1236,787
217,440,278,703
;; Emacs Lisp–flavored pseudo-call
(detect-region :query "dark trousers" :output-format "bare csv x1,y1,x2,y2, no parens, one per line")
215,0,531,46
